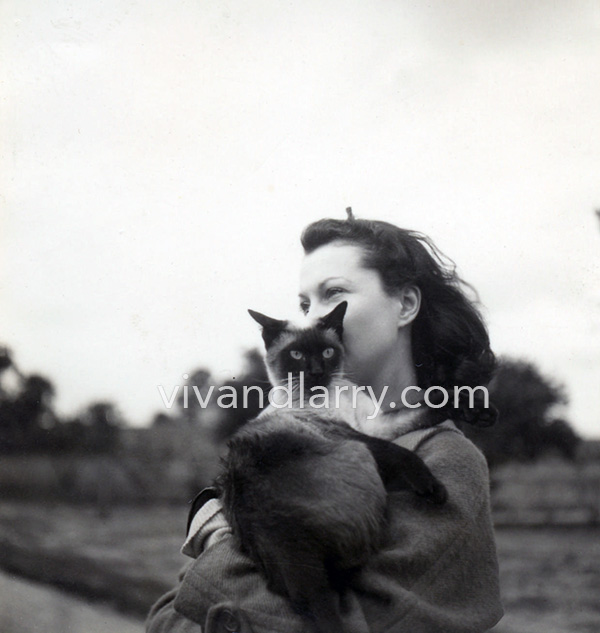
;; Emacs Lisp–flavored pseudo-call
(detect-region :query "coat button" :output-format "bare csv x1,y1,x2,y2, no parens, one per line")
205,603,250,633
219,608,240,632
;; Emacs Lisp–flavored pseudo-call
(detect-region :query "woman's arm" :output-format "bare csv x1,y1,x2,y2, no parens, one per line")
173,532,312,633
146,582,202,633
146,497,311,633
147,425,502,633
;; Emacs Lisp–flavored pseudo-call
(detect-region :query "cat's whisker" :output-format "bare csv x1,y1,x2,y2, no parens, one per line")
338,368,358,383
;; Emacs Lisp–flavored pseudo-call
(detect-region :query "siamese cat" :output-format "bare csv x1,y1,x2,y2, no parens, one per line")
216,301,446,633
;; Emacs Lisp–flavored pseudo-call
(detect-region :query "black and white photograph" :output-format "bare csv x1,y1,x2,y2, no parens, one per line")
1,2,599,632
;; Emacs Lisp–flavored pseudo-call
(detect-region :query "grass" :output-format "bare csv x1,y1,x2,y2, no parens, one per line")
0,502,184,616
1,500,599,632
491,527,600,633
491,458,600,526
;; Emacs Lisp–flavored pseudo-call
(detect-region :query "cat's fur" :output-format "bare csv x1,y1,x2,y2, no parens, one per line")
216,302,447,633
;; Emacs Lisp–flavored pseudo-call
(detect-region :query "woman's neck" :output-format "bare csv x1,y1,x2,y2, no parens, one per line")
368,368,419,412
362,336,419,413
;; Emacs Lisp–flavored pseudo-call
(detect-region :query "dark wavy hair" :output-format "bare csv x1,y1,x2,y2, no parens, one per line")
300,216,497,426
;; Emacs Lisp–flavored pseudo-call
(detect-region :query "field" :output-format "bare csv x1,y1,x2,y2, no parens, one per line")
0,571,143,633
491,528,600,633
1,500,599,633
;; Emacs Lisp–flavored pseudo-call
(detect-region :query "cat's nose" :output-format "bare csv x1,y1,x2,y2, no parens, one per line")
309,360,324,375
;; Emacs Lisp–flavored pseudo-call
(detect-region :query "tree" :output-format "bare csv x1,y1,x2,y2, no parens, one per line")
463,358,581,466
0,347,15,447
0,372,56,452
82,402,122,452
151,411,174,427
212,349,270,442
177,368,213,424
0,346,13,375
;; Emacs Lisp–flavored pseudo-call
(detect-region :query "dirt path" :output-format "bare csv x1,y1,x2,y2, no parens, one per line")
0,569,144,633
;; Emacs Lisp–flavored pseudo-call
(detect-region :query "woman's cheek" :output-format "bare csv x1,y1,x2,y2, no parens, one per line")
342,312,365,348
343,319,375,364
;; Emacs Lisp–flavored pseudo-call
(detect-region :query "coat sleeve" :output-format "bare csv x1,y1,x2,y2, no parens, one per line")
345,427,504,632
146,565,203,633
146,426,503,633
145,542,313,633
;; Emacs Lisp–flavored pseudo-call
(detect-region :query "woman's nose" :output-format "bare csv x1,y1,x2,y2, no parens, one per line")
305,303,329,322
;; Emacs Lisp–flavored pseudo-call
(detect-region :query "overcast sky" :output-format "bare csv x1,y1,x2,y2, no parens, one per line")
2,1,599,437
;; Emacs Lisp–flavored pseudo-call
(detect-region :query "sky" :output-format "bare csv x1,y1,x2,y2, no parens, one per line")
1,1,599,436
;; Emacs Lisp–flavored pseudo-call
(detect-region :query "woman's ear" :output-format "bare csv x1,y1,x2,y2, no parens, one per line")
397,285,421,327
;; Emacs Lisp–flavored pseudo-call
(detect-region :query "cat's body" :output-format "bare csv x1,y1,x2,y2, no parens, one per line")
217,302,447,633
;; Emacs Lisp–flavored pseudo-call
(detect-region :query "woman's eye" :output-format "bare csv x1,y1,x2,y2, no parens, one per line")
290,350,303,360
299,301,310,315
322,347,335,359
325,287,344,300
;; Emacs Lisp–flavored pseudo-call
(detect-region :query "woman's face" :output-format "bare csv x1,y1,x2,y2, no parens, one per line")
298,242,407,386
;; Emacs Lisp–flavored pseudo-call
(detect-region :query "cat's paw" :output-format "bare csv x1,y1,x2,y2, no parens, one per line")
401,471,448,505
422,478,448,505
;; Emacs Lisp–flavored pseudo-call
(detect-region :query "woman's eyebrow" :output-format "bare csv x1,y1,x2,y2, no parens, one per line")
319,277,350,290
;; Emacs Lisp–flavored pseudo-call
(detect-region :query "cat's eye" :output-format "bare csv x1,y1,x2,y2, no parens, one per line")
290,350,303,360
322,347,335,359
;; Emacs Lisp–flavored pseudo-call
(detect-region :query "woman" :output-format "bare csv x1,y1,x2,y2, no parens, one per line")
146,213,504,633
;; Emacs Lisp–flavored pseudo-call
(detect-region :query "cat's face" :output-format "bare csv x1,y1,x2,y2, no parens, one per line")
248,302,347,389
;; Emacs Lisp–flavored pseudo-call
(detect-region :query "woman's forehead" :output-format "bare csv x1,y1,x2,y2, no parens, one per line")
299,243,370,290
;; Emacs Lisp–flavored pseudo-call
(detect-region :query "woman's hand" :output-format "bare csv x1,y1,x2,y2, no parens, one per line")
182,490,232,559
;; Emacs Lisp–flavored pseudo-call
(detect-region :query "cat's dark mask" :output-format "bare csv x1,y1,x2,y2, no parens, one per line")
248,301,348,349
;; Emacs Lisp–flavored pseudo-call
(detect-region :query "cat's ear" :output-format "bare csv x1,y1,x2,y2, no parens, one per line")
317,301,348,341
248,309,288,348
